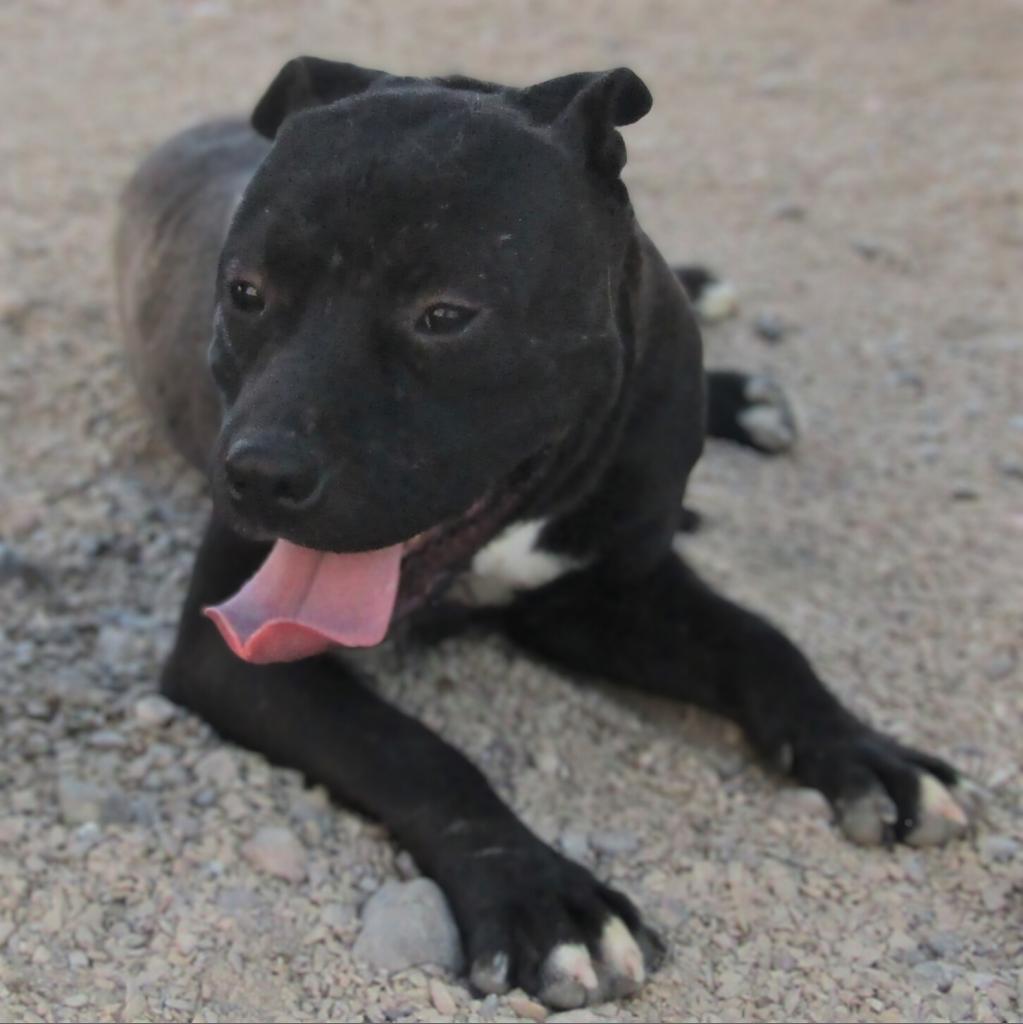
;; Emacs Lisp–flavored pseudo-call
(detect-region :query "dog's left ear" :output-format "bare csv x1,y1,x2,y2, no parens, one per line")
518,68,652,179
252,56,387,139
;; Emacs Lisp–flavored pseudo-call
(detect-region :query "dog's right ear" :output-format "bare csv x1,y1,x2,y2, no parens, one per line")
251,57,387,139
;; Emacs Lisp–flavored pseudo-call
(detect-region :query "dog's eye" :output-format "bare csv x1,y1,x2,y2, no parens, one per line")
228,280,265,315
416,303,478,335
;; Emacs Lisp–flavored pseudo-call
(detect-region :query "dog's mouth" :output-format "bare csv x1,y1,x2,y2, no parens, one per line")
203,454,547,664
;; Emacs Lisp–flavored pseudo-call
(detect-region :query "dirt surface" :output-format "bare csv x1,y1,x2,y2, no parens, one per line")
1,2,1021,1021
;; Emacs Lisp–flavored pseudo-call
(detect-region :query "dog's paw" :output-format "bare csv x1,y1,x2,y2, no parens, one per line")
705,370,799,454
791,730,977,847
449,842,664,1008
736,375,799,453
674,265,739,322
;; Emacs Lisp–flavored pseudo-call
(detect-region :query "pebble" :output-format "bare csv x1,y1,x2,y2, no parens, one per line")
980,834,1019,863
998,457,1023,480
353,879,463,972
321,902,357,934
93,624,135,667
241,825,307,882
546,1011,606,1024
753,312,788,343
88,728,128,750
772,201,808,221
0,542,47,586
57,776,107,825
134,695,177,727
428,978,456,1017
194,749,239,787
982,650,1016,682
590,828,639,856
508,992,548,1021
559,830,590,862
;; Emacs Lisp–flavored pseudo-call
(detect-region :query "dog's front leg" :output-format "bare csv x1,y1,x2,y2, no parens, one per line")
160,515,663,1008
505,552,976,848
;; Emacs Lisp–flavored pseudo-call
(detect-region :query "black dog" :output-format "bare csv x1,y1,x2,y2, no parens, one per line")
114,59,973,1009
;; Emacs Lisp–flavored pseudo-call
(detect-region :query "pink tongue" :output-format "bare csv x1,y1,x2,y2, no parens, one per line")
203,538,403,664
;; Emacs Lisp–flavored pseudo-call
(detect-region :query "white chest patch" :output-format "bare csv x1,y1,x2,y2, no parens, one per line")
454,519,585,606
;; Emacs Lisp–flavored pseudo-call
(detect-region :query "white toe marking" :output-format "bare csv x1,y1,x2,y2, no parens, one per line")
907,774,970,846
694,279,739,322
458,519,585,606
600,917,645,984
738,405,797,451
737,377,798,452
545,942,599,992
919,774,968,827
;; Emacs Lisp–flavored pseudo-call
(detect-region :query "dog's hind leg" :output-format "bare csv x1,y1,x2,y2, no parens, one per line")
705,368,799,454
159,515,664,1009
503,553,976,849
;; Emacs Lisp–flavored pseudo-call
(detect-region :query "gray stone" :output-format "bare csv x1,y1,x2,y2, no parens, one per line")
58,776,107,825
559,829,591,862
983,650,1017,682
590,828,639,856
241,825,307,882
353,878,463,972
753,312,788,343
980,835,1019,863
134,695,177,727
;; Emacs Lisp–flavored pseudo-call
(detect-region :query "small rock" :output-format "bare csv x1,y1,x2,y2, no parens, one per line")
998,457,1023,481
353,878,463,972
508,992,548,1021
194,749,239,787
559,830,590,862
980,835,1019,863
321,902,357,935
753,312,788,343
0,542,47,586
88,728,128,750
58,776,107,825
983,650,1017,682
772,201,807,221
241,825,307,882
950,485,979,501
428,978,456,1017
134,695,177,727
547,1010,605,1024
93,624,135,667
590,828,639,856
913,959,957,993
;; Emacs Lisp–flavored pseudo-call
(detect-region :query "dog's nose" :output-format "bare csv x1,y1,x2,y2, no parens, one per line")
224,434,324,513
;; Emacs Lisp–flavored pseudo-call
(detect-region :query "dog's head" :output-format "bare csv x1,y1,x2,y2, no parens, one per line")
204,58,652,663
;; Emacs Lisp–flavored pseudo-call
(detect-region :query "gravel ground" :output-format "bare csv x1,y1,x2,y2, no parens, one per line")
2,2,1021,1021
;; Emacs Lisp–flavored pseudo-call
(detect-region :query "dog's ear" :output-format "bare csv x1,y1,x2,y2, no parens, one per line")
518,68,652,179
252,57,387,139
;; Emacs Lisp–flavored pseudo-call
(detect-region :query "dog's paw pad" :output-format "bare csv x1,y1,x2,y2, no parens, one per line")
539,942,600,1009
904,774,970,847
737,375,799,453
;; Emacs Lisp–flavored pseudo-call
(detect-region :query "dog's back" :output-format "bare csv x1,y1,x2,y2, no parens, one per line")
115,119,268,469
